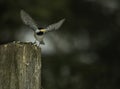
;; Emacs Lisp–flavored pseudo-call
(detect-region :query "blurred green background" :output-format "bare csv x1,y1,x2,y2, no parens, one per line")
1,0,120,89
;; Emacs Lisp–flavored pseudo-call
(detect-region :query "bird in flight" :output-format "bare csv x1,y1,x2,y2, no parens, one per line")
20,10,65,45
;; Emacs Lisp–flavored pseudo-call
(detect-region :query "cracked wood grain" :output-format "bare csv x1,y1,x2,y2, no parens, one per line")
0,42,41,89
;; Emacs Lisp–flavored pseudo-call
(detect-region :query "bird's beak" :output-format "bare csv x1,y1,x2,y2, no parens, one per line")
40,29,46,33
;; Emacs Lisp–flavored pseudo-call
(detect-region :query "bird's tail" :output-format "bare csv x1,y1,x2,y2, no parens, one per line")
40,40,45,45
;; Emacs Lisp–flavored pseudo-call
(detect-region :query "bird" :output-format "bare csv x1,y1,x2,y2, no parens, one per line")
20,10,65,45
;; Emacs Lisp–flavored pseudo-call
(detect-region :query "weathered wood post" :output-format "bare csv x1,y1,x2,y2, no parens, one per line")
0,42,41,89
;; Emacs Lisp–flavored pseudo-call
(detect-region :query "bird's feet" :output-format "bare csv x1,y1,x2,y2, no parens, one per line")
33,40,41,47
33,40,37,45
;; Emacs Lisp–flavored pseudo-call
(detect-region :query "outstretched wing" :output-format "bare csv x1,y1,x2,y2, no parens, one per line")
20,10,38,31
45,19,65,32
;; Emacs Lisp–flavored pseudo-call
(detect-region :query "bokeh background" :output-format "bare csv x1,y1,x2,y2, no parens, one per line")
1,0,120,89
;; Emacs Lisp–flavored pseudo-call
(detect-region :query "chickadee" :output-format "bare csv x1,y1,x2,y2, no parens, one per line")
20,10,65,45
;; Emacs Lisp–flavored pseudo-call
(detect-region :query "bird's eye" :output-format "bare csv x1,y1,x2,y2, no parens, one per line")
36,31,44,35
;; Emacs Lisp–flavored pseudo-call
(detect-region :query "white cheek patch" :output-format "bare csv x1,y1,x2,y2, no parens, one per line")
35,29,40,33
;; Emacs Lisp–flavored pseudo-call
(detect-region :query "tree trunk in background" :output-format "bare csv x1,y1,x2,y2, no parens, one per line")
0,42,41,89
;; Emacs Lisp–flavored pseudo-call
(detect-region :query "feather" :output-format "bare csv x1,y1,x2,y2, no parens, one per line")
20,10,38,31
46,19,65,32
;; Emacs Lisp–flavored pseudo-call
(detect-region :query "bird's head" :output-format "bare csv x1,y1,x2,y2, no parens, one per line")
39,28,46,33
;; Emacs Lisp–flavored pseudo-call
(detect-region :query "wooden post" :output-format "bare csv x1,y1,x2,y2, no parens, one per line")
0,42,41,89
